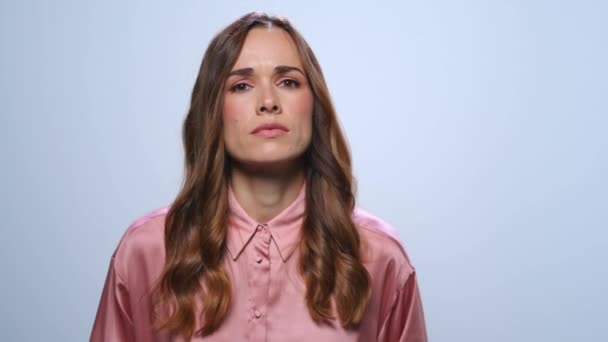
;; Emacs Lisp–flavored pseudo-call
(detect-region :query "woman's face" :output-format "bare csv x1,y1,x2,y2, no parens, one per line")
222,27,314,171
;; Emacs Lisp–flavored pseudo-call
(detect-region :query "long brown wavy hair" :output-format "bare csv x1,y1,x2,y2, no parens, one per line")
151,11,371,339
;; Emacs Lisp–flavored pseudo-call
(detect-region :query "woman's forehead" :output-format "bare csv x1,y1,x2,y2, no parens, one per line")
231,27,304,72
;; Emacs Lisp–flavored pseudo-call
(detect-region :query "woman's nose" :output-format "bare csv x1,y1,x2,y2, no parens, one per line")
257,86,282,115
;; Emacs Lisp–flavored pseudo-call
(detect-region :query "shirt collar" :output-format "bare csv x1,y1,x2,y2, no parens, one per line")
226,181,306,262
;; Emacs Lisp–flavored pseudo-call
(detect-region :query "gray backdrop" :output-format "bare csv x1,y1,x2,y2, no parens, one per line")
1,0,606,341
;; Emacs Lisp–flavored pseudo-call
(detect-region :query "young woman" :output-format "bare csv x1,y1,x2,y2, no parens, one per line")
91,12,428,342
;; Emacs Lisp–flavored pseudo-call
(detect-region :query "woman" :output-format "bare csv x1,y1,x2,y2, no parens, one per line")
91,12,427,342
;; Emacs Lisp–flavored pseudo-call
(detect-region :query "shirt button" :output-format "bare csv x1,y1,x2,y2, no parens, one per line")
255,256,263,263
254,309,262,318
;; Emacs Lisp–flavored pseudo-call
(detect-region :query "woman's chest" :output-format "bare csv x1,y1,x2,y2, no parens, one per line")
181,244,379,342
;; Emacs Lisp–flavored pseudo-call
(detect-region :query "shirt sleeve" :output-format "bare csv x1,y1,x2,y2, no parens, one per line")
90,256,135,342
377,271,428,342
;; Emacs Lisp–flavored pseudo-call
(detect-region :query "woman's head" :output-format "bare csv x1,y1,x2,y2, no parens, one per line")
156,12,369,339
183,11,349,178
223,26,314,172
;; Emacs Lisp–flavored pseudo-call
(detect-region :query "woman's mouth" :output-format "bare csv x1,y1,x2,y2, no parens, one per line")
251,123,289,138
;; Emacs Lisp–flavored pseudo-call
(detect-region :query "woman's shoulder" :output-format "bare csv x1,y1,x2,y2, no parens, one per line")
352,206,417,286
115,207,168,253
111,207,169,281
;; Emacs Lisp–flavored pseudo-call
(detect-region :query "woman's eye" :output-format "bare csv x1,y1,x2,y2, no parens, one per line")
230,83,251,93
280,79,301,88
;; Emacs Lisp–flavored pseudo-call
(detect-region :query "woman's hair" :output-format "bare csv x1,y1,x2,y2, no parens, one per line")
151,11,371,339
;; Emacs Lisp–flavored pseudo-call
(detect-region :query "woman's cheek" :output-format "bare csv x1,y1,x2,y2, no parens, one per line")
222,101,243,157
223,98,249,136
222,97,240,122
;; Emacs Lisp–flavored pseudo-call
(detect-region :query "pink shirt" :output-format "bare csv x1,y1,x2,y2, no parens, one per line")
91,182,427,341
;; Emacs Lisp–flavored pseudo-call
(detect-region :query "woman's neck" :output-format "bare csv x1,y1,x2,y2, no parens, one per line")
229,161,306,223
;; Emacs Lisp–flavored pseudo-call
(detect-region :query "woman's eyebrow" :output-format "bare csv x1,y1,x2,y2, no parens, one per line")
228,67,254,77
227,65,305,77
274,65,305,76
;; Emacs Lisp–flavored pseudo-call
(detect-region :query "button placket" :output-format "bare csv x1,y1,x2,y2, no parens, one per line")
247,223,271,338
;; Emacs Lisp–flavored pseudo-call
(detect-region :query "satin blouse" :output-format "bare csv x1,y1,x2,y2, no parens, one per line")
91,182,427,341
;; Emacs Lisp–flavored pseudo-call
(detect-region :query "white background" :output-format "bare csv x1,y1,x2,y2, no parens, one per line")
1,1,606,340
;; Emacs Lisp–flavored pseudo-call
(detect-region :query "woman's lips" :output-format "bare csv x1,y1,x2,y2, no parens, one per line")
252,128,288,138
251,123,289,138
